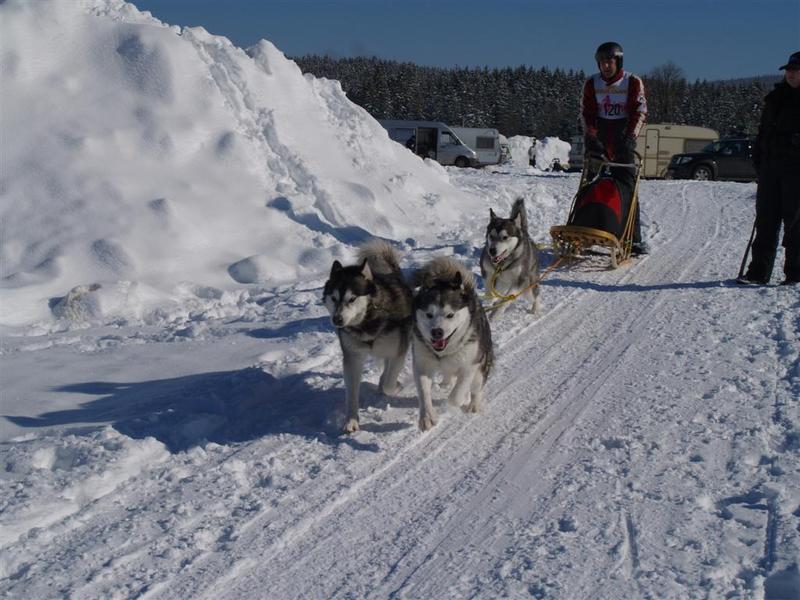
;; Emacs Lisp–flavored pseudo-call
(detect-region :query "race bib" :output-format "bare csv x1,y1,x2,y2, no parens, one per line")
593,73,631,120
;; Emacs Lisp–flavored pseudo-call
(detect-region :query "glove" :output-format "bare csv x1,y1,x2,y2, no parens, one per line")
585,135,604,157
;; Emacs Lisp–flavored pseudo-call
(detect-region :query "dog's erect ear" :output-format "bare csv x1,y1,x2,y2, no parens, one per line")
489,208,497,220
359,258,373,281
511,197,527,230
330,260,343,276
452,271,463,289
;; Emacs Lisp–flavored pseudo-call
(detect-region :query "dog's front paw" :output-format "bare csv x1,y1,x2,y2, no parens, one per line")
463,401,481,413
342,418,360,434
418,412,438,431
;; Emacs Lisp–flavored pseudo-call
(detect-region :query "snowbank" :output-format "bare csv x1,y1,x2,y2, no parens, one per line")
0,0,483,327
505,135,572,170
534,137,572,171
506,135,536,167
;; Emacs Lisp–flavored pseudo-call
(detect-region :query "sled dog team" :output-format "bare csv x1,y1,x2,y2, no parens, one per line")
323,198,539,432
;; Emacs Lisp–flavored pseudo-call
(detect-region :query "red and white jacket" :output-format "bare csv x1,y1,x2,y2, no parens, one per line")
580,70,647,159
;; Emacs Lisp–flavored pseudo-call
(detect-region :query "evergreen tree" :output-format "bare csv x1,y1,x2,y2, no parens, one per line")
293,55,765,138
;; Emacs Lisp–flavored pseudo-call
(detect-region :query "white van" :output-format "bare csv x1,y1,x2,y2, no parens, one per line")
450,127,502,166
569,124,719,177
379,120,479,167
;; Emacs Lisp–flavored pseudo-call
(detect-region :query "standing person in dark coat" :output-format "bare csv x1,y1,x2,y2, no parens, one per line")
580,41,649,254
739,51,800,286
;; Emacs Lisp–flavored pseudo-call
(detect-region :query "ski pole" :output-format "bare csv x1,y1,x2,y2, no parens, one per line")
738,219,757,279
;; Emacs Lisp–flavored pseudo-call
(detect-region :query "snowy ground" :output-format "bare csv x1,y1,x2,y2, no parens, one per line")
1,2,799,599
2,169,799,599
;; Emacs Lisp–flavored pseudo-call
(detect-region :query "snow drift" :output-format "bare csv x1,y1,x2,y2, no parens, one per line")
505,135,571,170
0,0,483,327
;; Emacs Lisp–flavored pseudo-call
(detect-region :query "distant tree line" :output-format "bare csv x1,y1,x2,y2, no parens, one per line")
294,55,776,139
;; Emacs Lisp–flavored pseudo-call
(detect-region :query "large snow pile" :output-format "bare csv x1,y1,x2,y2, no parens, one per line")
0,0,483,328
506,135,535,167
534,136,571,170
504,135,571,171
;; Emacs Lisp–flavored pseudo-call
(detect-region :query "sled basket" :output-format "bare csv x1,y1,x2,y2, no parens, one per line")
550,225,627,269
550,153,642,270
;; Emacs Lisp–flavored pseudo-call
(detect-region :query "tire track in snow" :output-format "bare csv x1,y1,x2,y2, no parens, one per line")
191,181,733,599
370,182,738,598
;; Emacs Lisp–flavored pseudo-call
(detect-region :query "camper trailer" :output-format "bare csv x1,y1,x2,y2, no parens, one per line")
450,127,502,166
636,124,719,178
379,120,478,167
570,124,719,177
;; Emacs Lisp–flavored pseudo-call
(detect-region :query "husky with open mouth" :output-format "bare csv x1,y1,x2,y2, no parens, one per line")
411,257,493,431
323,240,412,433
480,197,541,319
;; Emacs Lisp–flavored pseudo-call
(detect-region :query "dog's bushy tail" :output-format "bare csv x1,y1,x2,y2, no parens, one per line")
511,197,529,233
413,257,475,293
357,239,403,276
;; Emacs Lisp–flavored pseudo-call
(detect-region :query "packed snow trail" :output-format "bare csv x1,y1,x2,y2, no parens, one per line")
185,181,797,600
4,176,798,600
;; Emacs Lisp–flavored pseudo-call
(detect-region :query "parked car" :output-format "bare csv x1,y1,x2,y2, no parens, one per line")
666,138,757,181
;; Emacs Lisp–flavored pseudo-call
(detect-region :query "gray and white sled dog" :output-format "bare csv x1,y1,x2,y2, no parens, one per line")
480,197,541,319
323,240,413,433
411,257,493,431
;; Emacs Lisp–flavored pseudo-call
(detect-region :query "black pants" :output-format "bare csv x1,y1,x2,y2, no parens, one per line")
748,163,800,281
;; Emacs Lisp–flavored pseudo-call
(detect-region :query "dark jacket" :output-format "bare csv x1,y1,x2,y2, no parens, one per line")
752,81,800,170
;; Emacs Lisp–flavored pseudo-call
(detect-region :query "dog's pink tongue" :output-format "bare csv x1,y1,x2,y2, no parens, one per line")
432,338,447,351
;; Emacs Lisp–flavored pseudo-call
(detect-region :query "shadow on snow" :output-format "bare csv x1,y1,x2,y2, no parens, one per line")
5,366,413,453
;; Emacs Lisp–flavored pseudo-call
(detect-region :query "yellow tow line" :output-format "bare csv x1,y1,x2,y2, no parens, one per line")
483,252,565,313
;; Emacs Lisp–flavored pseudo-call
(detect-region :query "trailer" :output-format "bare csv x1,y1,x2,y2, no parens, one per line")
636,124,719,178
569,124,719,178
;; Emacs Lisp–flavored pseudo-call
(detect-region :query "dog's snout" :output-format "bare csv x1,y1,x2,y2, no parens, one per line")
488,246,496,257
332,314,344,326
431,328,444,340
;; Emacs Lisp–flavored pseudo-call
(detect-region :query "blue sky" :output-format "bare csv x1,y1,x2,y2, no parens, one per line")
134,0,799,81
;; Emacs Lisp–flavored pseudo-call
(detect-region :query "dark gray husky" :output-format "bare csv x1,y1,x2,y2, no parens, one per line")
411,257,493,431
480,197,541,319
323,240,412,433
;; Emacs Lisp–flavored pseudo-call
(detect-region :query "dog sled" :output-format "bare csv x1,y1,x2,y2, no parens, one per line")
550,152,642,269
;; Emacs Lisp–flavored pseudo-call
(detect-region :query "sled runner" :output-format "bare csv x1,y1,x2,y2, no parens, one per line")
550,153,642,269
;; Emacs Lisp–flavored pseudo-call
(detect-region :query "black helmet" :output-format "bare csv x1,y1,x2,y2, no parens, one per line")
595,41,623,69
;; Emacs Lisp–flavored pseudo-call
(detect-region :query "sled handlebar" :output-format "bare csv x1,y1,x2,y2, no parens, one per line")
584,150,642,169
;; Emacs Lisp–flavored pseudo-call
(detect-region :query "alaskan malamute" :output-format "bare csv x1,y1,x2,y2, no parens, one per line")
323,240,413,433
411,257,493,431
480,197,541,318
